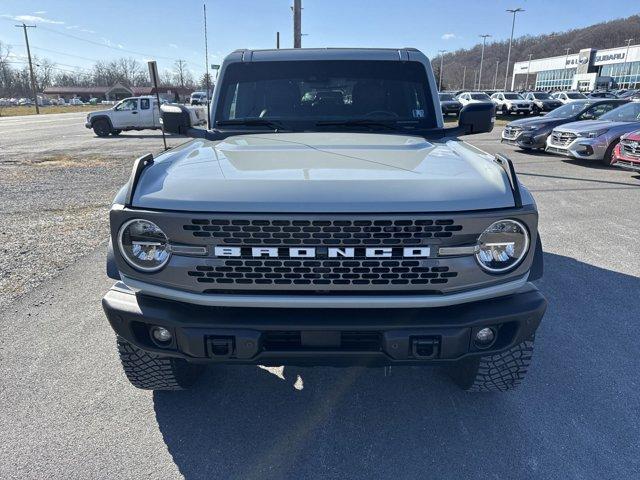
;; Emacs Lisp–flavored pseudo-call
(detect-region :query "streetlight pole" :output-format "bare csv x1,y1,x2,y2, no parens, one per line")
438,50,447,91
622,38,633,88
462,65,467,90
524,53,533,90
477,34,491,90
562,47,570,90
493,60,500,90
504,8,524,91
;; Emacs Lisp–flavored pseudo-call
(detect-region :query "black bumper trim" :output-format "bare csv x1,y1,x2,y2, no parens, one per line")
102,283,546,366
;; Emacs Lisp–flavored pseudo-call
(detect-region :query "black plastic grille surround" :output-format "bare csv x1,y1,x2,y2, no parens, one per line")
188,258,458,287
183,218,463,246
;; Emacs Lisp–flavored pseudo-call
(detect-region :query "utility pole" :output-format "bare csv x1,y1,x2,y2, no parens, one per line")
15,23,39,114
562,47,571,90
504,8,524,91
473,69,478,90
622,38,633,88
477,34,491,90
462,66,467,90
493,60,500,90
437,50,447,91
293,0,302,48
276,31,280,49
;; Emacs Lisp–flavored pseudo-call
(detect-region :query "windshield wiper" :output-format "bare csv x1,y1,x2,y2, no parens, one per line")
215,118,290,131
315,119,408,131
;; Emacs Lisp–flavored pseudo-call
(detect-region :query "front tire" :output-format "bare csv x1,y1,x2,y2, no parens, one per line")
449,335,535,392
92,119,111,137
111,129,122,136
501,105,508,116
116,336,205,390
602,140,619,166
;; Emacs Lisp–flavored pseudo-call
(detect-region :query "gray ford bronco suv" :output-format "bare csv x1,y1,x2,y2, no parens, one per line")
102,48,546,392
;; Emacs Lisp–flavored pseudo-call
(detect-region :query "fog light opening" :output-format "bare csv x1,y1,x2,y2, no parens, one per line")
151,326,172,346
474,327,496,349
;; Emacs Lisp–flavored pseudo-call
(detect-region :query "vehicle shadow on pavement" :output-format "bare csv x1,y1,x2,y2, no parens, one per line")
153,253,640,480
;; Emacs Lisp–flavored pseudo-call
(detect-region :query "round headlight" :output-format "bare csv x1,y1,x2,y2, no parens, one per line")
118,219,171,272
475,219,529,273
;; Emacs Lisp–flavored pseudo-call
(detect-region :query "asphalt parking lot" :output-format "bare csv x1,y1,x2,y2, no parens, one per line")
1,112,639,479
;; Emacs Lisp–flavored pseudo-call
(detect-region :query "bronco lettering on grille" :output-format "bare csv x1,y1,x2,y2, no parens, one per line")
213,246,431,258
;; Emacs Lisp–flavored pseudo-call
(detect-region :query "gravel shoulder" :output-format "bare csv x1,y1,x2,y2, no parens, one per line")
0,112,186,308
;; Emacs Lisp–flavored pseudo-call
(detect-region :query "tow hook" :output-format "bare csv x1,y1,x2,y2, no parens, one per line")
411,337,440,359
207,336,235,358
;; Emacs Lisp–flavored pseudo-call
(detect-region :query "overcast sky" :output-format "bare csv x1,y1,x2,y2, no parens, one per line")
1,0,638,78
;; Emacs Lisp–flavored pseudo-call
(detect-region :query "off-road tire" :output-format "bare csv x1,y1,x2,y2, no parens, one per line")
450,335,535,392
111,129,122,136
602,140,619,166
116,336,205,390
93,119,111,137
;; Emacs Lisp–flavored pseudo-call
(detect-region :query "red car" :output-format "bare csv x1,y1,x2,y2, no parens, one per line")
613,130,640,173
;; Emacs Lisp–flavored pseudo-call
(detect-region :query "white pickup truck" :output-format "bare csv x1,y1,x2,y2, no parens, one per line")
85,95,206,137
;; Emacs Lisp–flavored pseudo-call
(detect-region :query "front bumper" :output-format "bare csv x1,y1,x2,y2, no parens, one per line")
545,135,608,160
84,122,92,128
102,281,546,366
501,130,548,149
612,144,640,171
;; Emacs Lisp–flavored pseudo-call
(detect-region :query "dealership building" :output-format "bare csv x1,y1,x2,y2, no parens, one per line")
511,43,640,91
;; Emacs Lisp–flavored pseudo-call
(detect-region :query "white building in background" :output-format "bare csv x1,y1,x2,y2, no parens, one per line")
512,43,640,91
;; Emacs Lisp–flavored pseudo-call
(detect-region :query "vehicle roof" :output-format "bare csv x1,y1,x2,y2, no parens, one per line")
226,47,427,62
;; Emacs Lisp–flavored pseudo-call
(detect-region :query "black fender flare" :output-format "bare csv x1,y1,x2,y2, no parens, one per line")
91,115,114,130
529,234,544,281
107,238,121,280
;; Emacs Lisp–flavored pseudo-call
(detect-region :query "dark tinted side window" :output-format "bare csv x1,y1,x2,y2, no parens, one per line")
140,98,150,110
579,103,616,120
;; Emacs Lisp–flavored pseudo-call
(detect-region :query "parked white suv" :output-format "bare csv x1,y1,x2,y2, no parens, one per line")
456,91,492,106
551,91,588,104
491,92,533,115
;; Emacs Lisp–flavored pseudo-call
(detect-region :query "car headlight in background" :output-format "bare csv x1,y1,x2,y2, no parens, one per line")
475,219,530,273
118,219,171,272
583,128,608,138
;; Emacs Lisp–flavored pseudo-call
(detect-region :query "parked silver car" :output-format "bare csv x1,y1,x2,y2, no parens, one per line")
545,102,640,164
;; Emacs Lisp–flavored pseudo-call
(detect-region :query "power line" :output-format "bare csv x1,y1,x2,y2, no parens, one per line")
8,44,100,63
34,24,177,62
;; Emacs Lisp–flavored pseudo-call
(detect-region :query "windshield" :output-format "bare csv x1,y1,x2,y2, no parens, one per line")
470,93,490,101
215,60,436,130
439,93,455,101
503,93,522,100
599,102,640,122
534,92,552,99
545,101,590,118
567,92,587,99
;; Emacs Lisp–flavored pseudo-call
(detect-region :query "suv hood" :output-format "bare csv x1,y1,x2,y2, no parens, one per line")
554,120,627,133
131,132,515,213
508,116,561,127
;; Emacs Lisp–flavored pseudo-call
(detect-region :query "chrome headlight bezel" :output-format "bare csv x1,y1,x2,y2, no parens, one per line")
475,219,530,274
117,218,171,272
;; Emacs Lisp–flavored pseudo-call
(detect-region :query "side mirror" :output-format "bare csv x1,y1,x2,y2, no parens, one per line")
160,104,193,135
456,102,495,135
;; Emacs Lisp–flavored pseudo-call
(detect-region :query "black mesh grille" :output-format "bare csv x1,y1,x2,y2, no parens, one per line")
621,140,640,157
188,258,458,287
183,218,463,245
550,131,577,147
